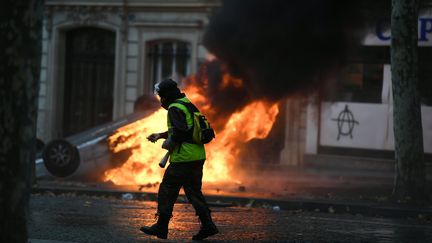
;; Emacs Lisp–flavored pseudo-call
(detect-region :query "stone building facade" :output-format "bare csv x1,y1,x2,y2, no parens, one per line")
37,0,219,141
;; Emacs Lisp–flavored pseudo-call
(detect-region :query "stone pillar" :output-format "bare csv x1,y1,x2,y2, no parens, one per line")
279,97,307,167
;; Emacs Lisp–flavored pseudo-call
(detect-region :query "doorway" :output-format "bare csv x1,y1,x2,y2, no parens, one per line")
62,27,115,137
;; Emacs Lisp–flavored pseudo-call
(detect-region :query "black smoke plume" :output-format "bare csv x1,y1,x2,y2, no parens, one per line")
203,0,388,100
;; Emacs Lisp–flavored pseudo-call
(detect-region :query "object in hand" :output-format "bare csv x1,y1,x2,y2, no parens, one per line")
161,137,173,150
159,152,170,168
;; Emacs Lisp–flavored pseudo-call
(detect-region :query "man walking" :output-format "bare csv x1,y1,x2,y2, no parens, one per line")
140,78,218,240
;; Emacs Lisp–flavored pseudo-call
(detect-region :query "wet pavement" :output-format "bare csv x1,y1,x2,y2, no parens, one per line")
29,193,432,243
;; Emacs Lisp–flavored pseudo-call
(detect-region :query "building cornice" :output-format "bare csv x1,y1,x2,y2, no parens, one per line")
45,0,221,11
131,20,205,28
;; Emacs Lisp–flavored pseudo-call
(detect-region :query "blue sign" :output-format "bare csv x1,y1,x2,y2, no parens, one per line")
376,18,432,42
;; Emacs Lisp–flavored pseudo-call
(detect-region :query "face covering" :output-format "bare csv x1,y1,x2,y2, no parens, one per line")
160,97,171,110
159,93,185,110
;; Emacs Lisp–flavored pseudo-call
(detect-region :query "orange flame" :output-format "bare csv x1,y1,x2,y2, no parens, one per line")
104,109,167,185
104,74,279,185
203,101,279,183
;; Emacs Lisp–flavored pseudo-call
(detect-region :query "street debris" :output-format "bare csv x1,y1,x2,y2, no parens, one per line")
138,182,159,191
288,209,303,215
261,203,272,209
245,199,255,207
44,191,56,197
375,196,388,202
272,206,281,211
208,201,235,207
62,192,77,198
121,193,134,200
177,195,188,203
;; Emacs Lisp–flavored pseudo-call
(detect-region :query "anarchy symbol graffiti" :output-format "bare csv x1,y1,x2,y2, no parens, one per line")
331,104,359,140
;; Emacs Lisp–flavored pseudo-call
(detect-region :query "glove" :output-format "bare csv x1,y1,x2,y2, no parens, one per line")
147,133,160,143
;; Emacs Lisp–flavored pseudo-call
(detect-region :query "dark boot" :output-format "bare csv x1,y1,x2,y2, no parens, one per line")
192,213,219,240
140,214,170,239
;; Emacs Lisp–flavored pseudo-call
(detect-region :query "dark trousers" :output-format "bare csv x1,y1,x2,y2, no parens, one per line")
157,160,211,218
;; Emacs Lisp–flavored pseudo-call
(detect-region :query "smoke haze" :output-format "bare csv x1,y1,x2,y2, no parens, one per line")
203,0,387,100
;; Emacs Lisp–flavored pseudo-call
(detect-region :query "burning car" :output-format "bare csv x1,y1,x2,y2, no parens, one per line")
37,61,282,187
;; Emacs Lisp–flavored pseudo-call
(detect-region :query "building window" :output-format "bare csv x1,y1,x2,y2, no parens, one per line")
335,63,384,103
330,46,432,106
146,40,191,89
330,47,389,104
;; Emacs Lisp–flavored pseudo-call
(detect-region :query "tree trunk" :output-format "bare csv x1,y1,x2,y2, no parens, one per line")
391,0,427,202
0,0,43,242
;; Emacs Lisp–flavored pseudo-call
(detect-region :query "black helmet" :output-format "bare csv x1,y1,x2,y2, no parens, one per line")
154,78,181,98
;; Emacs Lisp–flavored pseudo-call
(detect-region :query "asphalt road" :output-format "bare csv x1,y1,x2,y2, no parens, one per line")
28,194,432,243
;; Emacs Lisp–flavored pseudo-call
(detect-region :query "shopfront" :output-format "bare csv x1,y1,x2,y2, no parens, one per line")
305,16,432,158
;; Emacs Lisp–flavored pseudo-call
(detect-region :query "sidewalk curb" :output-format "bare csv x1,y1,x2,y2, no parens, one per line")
29,239,77,243
32,185,432,219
